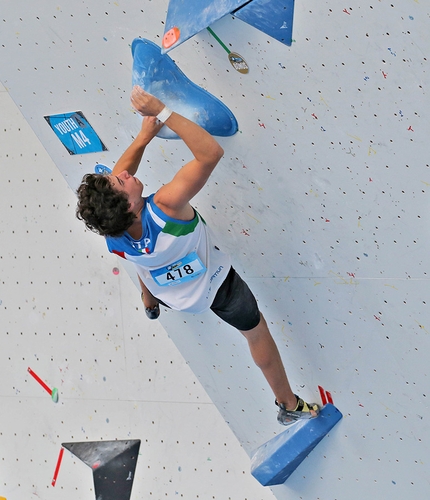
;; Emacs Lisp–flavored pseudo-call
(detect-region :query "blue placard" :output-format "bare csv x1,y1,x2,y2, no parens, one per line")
44,111,107,155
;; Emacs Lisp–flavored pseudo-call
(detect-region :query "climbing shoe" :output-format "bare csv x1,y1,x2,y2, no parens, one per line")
145,304,160,320
275,395,320,426
141,292,160,320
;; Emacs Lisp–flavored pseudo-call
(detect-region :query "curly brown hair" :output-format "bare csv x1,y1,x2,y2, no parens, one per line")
76,173,136,237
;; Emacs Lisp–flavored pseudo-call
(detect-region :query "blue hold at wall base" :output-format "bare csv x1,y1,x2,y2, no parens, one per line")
251,404,342,486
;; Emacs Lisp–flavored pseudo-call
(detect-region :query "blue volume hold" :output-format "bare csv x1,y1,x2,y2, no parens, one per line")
233,0,295,47
162,0,246,52
131,38,238,139
251,404,343,486
162,0,295,52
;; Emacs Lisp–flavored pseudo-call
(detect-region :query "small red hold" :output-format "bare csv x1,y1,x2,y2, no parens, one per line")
162,27,180,49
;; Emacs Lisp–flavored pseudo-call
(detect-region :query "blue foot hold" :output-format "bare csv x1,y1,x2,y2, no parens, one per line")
251,404,343,486
131,38,238,139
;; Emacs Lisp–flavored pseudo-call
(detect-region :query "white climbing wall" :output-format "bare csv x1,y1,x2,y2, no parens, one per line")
1,1,429,499
0,82,274,499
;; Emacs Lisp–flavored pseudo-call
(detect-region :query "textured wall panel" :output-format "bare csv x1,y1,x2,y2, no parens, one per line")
1,0,429,498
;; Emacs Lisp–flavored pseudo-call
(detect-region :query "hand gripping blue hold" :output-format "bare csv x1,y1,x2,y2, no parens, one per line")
131,38,238,139
251,404,343,486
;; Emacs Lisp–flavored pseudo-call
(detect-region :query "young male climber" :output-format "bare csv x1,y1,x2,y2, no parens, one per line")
76,85,319,426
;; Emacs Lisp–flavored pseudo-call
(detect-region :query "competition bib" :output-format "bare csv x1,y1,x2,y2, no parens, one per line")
150,252,206,287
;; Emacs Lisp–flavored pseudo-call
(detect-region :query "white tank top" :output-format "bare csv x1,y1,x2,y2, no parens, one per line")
105,193,231,313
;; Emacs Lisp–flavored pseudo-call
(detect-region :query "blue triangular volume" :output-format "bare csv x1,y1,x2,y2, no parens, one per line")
162,0,295,53
251,404,342,486
162,0,247,53
233,0,295,47
131,38,238,139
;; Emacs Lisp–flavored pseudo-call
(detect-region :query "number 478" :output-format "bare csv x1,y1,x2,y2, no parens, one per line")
167,264,194,281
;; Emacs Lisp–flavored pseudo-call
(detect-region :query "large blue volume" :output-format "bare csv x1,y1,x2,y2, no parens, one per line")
162,0,246,53
233,0,295,47
251,404,343,486
131,38,238,139
162,0,295,53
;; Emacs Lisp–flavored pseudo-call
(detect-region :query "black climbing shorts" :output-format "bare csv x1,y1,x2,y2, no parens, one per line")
210,267,261,331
